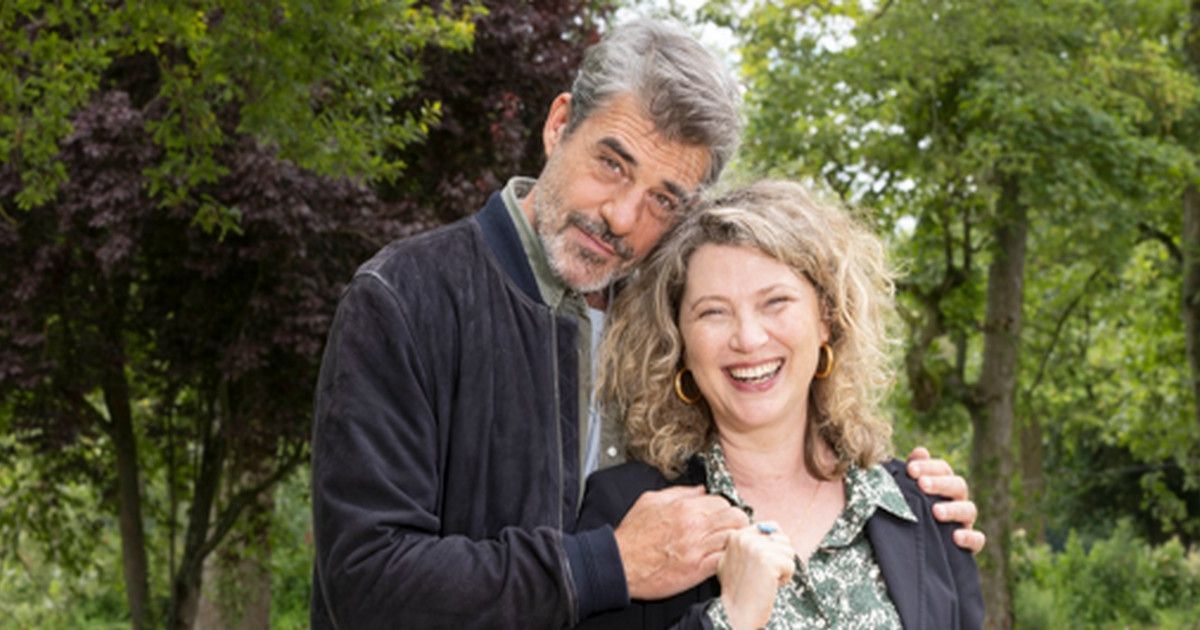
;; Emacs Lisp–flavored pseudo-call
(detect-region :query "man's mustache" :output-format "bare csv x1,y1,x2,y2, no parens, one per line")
567,212,633,260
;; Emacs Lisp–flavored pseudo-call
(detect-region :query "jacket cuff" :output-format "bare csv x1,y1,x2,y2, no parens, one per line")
563,525,629,620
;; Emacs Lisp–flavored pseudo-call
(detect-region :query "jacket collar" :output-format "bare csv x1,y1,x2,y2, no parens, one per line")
866,462,923,629
474,188,544,305
500,178,572,309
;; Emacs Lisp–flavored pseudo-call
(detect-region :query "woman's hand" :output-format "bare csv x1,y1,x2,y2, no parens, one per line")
716,522,795,630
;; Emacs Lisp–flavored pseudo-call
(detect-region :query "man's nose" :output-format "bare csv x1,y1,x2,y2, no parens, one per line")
598,186,642,235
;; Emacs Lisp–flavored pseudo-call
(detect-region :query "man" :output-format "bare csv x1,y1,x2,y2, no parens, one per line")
311,19,981,629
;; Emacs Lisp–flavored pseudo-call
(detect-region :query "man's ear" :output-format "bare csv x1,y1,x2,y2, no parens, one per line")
542,93,572,158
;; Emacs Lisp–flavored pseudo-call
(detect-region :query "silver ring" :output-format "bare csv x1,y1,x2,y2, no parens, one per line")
756,522,778,535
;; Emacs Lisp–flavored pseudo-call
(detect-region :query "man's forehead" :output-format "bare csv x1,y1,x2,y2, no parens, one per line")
582,95,711,192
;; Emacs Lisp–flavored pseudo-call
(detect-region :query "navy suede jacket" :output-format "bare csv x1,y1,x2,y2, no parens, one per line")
310,193,627,628
575,458,984,630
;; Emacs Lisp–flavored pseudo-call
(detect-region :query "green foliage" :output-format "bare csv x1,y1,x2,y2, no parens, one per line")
0,446,128,629
1,0,481,232
1024,236,1200,542
269,466,314,629
0,461,316,628
1012,521,1200,628
0,0,117,210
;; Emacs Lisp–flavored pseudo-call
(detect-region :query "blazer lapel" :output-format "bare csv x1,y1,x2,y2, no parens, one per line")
867,504,923,628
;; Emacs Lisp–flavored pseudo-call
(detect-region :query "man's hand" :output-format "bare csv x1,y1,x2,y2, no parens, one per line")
614,485,750,600
906,447,987,553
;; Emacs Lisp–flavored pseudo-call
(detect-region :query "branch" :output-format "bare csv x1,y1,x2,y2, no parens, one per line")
1136,221,1182,265
64,388,113,434
870,0,896,23
1023,266,1104,401
197,447,306,561
0,204,17,227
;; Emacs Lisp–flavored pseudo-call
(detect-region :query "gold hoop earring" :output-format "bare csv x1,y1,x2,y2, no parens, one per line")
673,368,701,405
814,343,835,380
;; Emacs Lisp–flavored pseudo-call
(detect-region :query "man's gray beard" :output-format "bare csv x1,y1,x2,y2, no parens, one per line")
532,191,624,294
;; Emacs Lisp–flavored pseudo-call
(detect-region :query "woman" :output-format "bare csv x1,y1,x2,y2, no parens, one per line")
577,180,983,629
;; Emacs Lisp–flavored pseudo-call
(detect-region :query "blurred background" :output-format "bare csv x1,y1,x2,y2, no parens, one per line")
1,1,1198,628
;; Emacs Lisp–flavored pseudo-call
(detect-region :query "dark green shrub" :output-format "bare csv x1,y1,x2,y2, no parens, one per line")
1012,520,1200,629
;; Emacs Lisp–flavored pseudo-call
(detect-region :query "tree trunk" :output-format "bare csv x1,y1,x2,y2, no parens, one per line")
970,175,1027,629
169,381,230,629
1185,185,1200,437
103,362,150,630
1018,414,1045,544
1183,0,1200,438
195,476,274,630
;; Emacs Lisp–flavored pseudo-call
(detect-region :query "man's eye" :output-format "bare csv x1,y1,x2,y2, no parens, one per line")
599,155,623,174
651,193,677,213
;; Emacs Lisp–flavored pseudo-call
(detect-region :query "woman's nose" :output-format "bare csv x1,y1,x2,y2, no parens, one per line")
730,314,769,351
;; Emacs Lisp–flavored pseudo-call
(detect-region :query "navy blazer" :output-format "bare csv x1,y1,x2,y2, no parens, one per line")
574,458,984,629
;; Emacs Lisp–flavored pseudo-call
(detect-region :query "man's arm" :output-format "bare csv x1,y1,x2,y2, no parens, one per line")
311,275,625,628
905,447,986,553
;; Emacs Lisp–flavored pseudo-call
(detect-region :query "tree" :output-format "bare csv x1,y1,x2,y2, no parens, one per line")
1,3,477,628
0,89,398,628
1,0,477,231
713,0,1195,625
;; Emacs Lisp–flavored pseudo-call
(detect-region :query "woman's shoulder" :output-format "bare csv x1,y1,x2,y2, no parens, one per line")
587,460,670,490
878,458,922,501
876,457,964,515
588,457,705,491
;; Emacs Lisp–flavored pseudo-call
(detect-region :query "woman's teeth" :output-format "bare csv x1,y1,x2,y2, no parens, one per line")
728,360,783,383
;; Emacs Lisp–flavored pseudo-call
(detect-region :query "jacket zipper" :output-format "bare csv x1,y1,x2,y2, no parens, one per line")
550,311,564,531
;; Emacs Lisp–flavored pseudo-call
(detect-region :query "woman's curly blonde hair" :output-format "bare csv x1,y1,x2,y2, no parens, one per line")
597,180,898,479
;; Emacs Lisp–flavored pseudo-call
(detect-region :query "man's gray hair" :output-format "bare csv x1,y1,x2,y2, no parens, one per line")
567,19,742,187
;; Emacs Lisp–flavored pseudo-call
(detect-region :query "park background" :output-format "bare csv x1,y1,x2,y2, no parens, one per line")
2,0,1199,628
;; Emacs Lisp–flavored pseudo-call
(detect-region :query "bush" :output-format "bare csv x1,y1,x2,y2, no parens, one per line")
270,467,314,629
1012,520,1200,629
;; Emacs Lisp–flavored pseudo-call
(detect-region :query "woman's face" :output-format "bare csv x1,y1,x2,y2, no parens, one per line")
678,243,829,435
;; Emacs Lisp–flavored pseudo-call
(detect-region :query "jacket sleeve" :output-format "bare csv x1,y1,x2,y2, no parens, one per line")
668,603,718,630
311,274,626,629
575,465,716,630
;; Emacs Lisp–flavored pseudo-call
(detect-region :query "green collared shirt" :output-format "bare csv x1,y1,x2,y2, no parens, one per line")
701,442,914,629
500,179,623,492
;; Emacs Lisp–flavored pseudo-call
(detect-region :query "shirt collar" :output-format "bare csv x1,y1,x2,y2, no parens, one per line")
830,464,918,547
501,177,571,309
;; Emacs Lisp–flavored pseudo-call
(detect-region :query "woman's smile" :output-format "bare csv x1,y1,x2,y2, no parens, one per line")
724,358,784,389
